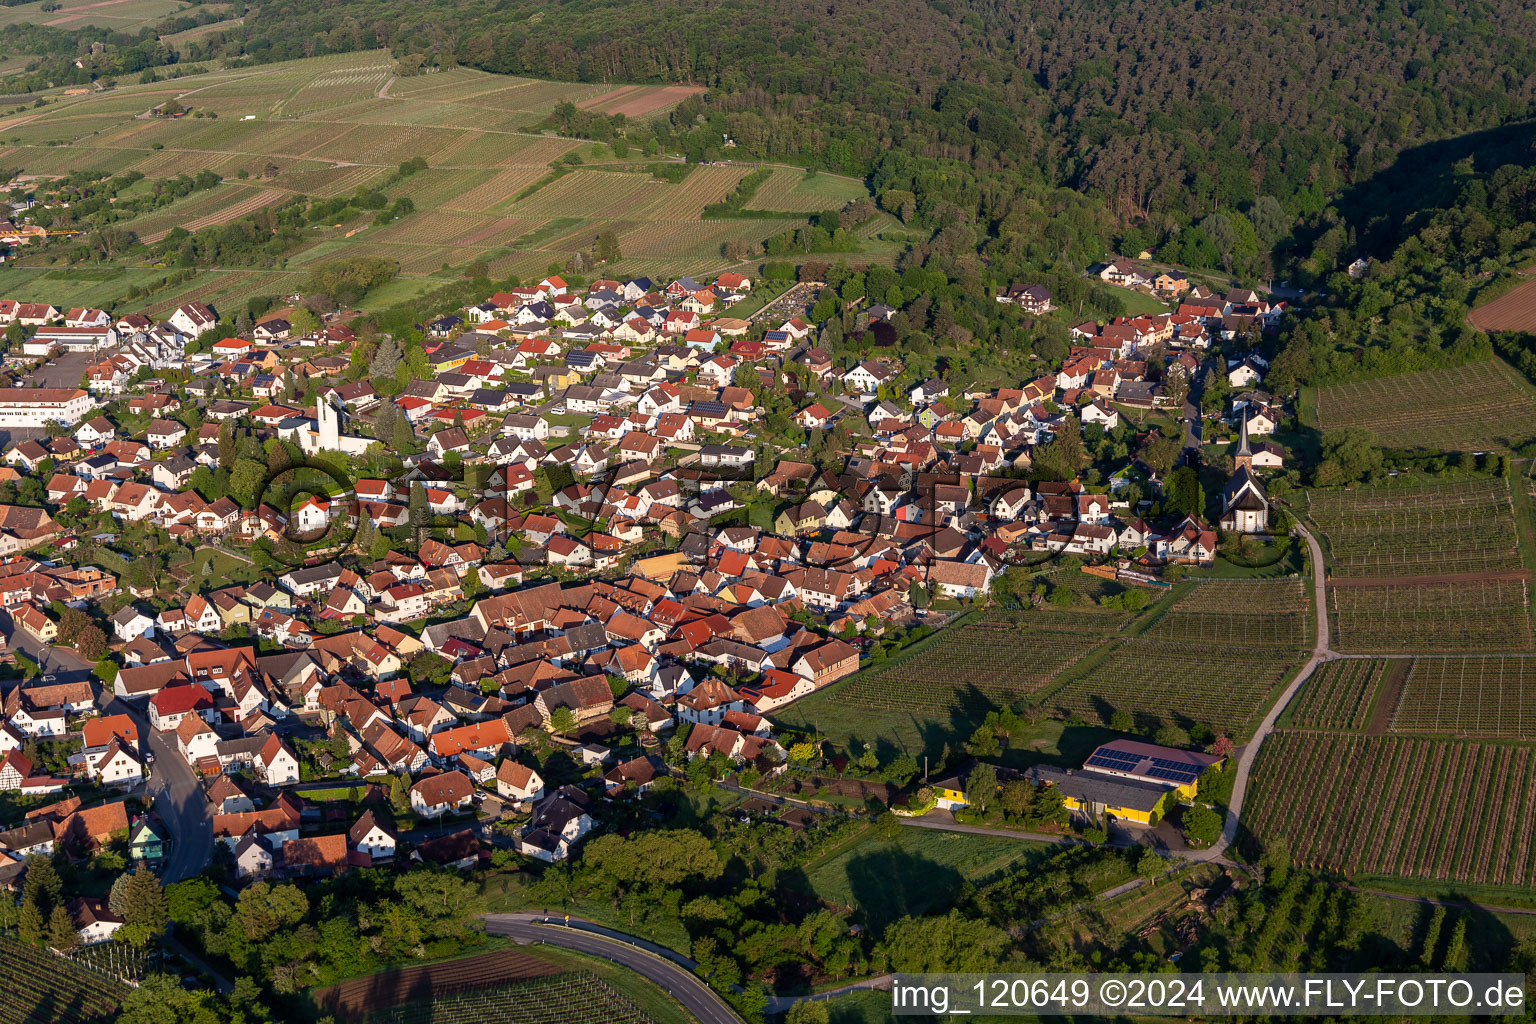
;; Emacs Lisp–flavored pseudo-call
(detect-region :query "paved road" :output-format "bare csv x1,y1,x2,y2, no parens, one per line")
142,720,213,883
1197,522,1331,863
3,612,95,685
2,611,216,882
483,913,743,1024
95,686,213,884
0,614,211,881
1182,363,1207,452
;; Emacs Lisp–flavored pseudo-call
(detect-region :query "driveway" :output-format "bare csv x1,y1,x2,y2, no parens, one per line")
483,913,743,1024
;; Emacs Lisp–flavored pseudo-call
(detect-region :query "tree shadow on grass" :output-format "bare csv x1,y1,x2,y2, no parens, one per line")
843,847,966,932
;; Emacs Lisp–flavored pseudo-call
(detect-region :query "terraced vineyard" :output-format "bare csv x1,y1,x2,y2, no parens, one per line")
1328,577,1534,653
1048,639,1297,736
1315,359,1536,451
1247,733,1536,886
1390,656,1536,737
0,936,128,1024
833,618,1110,713
0,49,872,288
1141,579,1311,650
365,973,661,1024
1307,477,1522,577
1284,659,1386,730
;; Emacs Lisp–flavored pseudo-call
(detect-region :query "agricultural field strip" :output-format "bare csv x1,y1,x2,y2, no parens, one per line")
1469,275,1536,332
1249,732,1536,885
1285,659,1385,730
1141,579,1311,648
1315,360,1536,451
364,973,660,1024
316,948,560,1015
832,579,1308,731
1307,477,1522,576
1049,640,1300,734
1328,578,1535,653
1391,656,1536,736
833,623,1111,711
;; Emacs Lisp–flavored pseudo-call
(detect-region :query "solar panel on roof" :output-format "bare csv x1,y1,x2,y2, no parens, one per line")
1146,767,1191,782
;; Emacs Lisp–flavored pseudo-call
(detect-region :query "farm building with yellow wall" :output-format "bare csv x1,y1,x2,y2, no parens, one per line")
933,738,1225,826
1024,764,1173,825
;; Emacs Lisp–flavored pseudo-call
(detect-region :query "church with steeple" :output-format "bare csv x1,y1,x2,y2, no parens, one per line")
1219,416,1270,533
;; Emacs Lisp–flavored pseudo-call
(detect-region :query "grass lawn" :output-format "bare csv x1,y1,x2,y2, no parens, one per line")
815,990,892,1024
791,827,1060,930
1110,403,1183,435
190,546,253,579
1094,282,1171,316
544,412,593,429
479,872,694,955
1342,882,1536,965
360,275,455,306
1193,536,1305,579
301,786,371,801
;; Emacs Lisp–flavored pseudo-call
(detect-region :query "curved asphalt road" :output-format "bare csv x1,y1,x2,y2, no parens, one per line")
482,913,743,1024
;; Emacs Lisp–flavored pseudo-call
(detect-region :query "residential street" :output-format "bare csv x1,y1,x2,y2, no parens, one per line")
2,610,215,883
1182,361,1209,453
138,715,214,883
95,687,214,885
2,609,95,685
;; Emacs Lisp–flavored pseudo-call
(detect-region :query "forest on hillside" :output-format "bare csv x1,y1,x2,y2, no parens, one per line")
13,0,1536,248
8,0,1536,386
162,0,1536,238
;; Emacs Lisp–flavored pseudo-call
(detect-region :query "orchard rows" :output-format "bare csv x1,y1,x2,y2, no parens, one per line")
1248,733,1536,887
